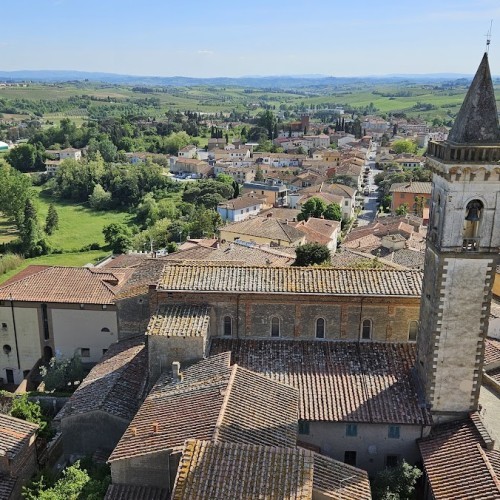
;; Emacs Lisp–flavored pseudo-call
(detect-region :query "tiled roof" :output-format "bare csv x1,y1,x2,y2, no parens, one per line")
146,304,210,337
383,248,425,270
0,474,17,500
114,259,166,299
389,182,432,194
56,338,147,421
221,217,305,243
210,339,431,425
419,414,500,499
485,337,500,366
172,440,314,500
218,194,266,210
0,414,38,460
0,266,129,304
0,265,50,286
101,254,150,269
312,452,371,500
104,484,169,500
485,367,500,384
158,264,423,297
330,248,401,270
109,355,298,462
164,240,295,267
258,208,302,221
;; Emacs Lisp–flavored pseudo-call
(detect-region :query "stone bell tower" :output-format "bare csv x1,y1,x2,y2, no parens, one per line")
417,53,500,423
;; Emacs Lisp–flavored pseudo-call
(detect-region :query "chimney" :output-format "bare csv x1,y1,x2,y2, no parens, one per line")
285,219,288,225
152,422,159,433
172,361,181,381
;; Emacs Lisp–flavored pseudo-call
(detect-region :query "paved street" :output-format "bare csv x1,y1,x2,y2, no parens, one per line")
357,144,381,227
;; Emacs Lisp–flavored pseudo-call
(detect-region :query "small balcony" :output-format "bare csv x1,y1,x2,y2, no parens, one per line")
462,238,480,252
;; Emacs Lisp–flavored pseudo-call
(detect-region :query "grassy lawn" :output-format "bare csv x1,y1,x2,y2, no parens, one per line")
33,187,134,252
0,250,110,285
0,186,135,280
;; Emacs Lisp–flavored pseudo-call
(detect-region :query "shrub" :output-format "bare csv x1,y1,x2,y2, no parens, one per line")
0,253,24,275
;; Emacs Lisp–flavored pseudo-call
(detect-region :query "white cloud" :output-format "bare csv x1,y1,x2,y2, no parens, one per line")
197,50,214,56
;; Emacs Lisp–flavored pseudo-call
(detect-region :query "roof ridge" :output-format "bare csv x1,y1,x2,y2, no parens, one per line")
212,364,238,443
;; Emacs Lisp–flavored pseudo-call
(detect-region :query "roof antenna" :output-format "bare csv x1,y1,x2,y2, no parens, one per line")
485,20,493,53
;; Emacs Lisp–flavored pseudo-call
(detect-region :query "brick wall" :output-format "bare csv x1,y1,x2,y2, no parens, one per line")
154,291,420,342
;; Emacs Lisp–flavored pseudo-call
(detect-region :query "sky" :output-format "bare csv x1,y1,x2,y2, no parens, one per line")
1,0,500,78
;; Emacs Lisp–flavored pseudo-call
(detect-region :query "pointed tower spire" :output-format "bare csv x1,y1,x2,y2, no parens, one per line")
447,52,500,144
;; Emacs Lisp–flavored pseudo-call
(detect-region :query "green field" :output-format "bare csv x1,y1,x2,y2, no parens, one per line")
4,80,498,122
33,187,134,252
0,187,134,251
0,185,135,280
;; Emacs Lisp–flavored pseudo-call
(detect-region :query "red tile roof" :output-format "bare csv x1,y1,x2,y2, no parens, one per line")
419,414,500,499
172,440,314,500
104,484,169,500
0,265,50,286
0,267,131,304
146,305,210,337
210,339,431,425
312,452,371,500
57,338,147,421
171,439,371,500
0,474,17,500
109,354,298,462
158,264,423,297
0,413,38,460
485,337,500,366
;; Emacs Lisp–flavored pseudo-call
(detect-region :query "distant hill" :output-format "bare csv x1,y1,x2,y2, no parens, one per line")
0,69,478,88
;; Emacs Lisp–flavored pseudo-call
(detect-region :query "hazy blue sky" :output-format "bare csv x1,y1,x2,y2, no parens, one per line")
2,0,499,77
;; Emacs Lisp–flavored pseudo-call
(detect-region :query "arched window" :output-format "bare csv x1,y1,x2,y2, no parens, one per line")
271,317,280,337
316,318,325,339
361,319,372,340
463,199,483,251
101,327,111,333
3,344,12,355
223,316,232,337
408,321,418,342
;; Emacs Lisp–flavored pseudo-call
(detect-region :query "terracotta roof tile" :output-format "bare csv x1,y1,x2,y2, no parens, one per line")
109,356,298,462
0,414,38,460
158,264,422,297
221,217,305,243
0,474,17,500
210,339,431,425
172,440,314,500
312,452,371,499
164,241,295,267
0,267,129,304
104,484,169,500
56,338,147,421
485,337,500,366
419,414,500,499
146,304,210,337
389,182,432,194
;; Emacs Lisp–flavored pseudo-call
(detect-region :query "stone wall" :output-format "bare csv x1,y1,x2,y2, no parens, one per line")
116,294,151,341
147,335,206,384
299,421,429,474
111,450,172,490
61,411,129,458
